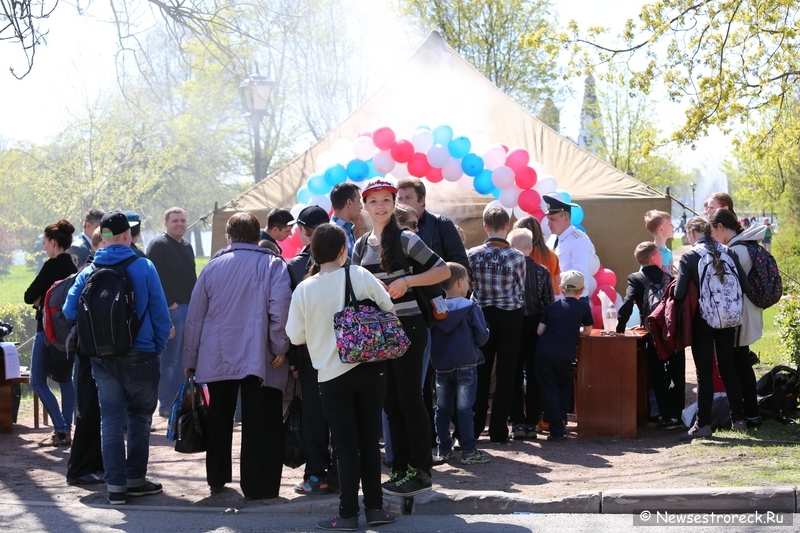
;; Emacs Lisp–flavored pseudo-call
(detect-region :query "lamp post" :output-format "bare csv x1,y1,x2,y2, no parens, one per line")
690,182,696,213
239,75,274,183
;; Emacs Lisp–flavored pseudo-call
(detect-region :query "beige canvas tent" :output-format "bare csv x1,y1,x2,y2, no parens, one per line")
206,31,670,294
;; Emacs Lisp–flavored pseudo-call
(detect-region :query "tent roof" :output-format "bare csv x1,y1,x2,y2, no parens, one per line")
212,30,665,221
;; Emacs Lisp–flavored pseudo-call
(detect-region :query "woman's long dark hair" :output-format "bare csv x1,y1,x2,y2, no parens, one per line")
306,223,346,278
687,215,726,282
44,219,75,250
379,212,403,274
708,208,743,235
514,215,549,260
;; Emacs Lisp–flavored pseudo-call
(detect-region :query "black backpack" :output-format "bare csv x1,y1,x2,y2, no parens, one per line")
77,256,143,358
756,365,800,420
641,271,672,330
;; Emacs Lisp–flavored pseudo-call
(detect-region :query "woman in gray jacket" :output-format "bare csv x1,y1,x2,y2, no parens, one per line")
183,212,292,500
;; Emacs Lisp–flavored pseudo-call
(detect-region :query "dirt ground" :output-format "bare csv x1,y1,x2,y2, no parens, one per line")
1,350,760,509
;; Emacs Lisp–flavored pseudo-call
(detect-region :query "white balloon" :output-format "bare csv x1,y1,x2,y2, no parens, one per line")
585,275,597,298
535,176,558,195
309,194,332,213
484,199,512,216
513,205,527,220
491,166,515,189
442,157,464,182
548,191,565,203
316,151,337,173
389,162,409,180
541,220,551,240
427,144,450,168
615,291,623,309
471,134,491,155
290,203,305,220
412,129,434,152
332,138,354,165
394,121,416,141
456,175,475,191
353,136,377,161
483,144,507,170
373,150,395,174
589,254,601,276
499,186,521,209
627,306,641,329
531,161,546,177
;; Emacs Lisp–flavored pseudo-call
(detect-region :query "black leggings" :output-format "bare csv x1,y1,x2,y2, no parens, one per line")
691,318,744,426
732,345,760,419
385,314,432,475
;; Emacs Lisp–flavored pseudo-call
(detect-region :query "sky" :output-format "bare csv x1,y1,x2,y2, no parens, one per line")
0,0,729,200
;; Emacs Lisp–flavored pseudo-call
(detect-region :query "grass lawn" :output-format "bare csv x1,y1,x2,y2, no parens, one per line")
0,258,212,306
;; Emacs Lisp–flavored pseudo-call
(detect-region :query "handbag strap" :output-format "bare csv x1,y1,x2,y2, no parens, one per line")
343,266,358,308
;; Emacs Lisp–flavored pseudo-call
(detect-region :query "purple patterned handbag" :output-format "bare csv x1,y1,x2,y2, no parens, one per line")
334,267,410,364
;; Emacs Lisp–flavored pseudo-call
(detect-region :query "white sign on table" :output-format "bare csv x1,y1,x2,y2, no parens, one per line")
1,342,21,379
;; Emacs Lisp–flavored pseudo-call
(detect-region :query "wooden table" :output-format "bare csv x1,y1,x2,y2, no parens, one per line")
575,329,648,439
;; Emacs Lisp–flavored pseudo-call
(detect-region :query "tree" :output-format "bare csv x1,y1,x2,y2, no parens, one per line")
531,0,800,146
538,97,560,132
399,0,562,113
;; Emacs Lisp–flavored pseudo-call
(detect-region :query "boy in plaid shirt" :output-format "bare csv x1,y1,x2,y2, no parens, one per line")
468,207,526,443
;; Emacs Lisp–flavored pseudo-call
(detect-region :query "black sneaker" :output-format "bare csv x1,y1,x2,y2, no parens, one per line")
658,418,684,430
317,515,358,531
365,508,397,526
127,480,163,497
547,434,566,442
512,424,527,440
382,467,432,497
108,491,126,505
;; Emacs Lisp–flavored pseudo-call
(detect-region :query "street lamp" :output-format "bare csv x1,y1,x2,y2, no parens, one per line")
239,75,274,183
690,182,696,213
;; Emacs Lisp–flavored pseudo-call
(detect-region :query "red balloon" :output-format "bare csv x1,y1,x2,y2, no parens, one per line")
595,268,617,288
506,149,531,171
408,152,431,177
591,304,604,328
281,241,298,260
501,144,509,153
514,166,538,189
531,209,546,222
591,284,617,307
390,140,414,163
373,127,396,150
426,166,444,183
518,189,542,213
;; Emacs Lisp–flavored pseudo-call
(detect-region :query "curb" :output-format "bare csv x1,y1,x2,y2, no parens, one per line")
602,487,797,514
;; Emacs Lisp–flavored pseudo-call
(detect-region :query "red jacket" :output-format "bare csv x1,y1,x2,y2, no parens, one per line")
648,278,698,360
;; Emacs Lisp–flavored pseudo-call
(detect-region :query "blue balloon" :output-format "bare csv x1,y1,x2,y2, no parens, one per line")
417,124,431,130
473,169,494,195
366,158,382,178
346,159,369,182
461,153,485,177
323,165,347,187
575,224,587,233
296,185,312,205
572,204,584,225
448,136,471,159
556,189,572,203
490,187,501,198
310,173,333,195
433,125,454,145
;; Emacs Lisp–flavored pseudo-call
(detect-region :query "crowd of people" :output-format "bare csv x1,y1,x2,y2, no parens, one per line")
22,182,773,530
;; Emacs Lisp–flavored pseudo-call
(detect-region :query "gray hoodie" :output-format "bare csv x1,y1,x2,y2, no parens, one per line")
728,224,767,346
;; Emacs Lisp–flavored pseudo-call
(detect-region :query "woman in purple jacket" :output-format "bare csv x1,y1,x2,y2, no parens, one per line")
183,212,292,500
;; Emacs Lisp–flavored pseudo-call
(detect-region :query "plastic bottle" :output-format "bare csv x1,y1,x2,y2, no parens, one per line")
603,301,618,332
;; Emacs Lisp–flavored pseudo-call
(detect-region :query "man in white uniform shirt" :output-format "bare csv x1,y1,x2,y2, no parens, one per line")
544,194,594,300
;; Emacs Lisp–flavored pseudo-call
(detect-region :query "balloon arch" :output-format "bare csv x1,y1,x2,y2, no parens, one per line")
281,123,627,325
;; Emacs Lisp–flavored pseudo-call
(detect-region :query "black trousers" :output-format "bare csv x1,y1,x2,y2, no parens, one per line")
320,362,386,518
473,306,523,442
206,376,283,499
733,345,760,419
66,355,103,479
510,314,542,426
534,354,573,439
691,318,744,426
298,348,332,479
648,344,686,421
386,314,431,474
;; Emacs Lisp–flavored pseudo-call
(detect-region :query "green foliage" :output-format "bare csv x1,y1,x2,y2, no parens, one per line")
0,303,37,367
538,1,800,146
399,0,562,113
775,296,800,369
0,264,35,306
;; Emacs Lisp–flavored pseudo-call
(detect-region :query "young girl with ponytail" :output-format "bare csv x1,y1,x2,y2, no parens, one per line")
674,216,749,441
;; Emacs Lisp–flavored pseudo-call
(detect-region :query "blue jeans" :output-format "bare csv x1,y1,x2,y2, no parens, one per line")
158,304,188,413
30,330,75,434
435,366,478,455
92,351,159,493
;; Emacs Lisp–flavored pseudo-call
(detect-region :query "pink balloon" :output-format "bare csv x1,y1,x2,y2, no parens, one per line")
426,166,444,183
390,140,414,163
518,189,542,213
357,131,373,138
506,149,530,171
408,152,431,177
373,150,395,174
515,166,538,189
591,304,604,327
442,157,464,182
491,166,515,189
595,268,617,288
373,127,396,150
